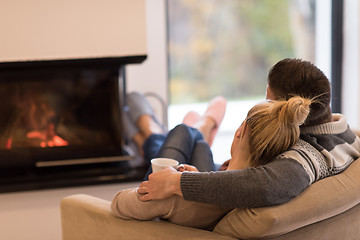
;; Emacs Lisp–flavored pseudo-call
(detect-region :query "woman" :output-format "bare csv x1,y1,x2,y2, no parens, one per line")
111,96,315,230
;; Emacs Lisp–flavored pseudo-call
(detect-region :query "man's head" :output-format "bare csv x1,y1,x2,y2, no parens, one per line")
266,58,332,126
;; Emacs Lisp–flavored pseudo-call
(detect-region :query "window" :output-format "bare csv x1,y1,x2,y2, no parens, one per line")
167,0,329,163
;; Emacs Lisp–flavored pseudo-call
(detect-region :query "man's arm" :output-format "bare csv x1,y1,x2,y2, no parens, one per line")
181,158,310,208
138,158,310,209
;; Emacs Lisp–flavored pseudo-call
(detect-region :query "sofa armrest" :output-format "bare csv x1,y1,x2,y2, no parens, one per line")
60,194,235,240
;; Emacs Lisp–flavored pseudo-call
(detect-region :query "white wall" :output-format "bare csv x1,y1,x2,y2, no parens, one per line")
0,0,146,62
126,0,168,124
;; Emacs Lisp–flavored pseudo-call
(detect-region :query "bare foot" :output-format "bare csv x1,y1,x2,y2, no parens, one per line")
193,117,217,145
182,111,201,127
190,96,227,146
201,96,227,146
136,114,164,139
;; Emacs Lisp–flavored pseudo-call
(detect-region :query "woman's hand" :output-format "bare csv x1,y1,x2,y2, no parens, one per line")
228,122,251,170
219,159,231,171
137,167,183,201
177,164,199,172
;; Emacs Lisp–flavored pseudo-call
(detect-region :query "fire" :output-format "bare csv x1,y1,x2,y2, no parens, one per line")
5,124,69,150
26,123,68,148
6,138,12,149
3,95,69,149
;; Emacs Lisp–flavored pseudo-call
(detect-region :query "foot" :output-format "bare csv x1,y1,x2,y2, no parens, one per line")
194,118,217,145
137,114,164,139
195,96,227,146
182,111,201,127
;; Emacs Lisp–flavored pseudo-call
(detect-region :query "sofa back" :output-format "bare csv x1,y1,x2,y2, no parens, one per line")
213,157,360,239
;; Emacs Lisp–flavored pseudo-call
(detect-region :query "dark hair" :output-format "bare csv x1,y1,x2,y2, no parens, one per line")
267,58,332,126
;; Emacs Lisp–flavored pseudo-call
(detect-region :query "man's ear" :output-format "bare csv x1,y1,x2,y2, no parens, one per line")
236,122,246,138
235,129,242,138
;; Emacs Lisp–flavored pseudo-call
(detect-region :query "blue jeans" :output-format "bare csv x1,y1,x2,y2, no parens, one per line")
143,124,216,179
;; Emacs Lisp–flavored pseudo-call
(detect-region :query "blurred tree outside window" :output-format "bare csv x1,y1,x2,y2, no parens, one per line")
167,0,319,163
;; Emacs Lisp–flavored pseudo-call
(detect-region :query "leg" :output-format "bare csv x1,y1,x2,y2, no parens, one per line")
143,124,207,179
126,92,225,177
111,188,172,221
157,125,215,171
156,124,204,164
111,188,231,230
142,134,166,163
189,140,216,172
127,92,226,152
125,92,166,157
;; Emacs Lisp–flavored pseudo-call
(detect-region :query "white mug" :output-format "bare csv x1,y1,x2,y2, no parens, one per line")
151,158,179,173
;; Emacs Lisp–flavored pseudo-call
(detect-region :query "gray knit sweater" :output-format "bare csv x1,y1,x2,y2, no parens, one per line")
180,114,360,209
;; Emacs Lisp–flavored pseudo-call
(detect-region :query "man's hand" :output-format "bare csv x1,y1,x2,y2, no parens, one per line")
137,167,183,201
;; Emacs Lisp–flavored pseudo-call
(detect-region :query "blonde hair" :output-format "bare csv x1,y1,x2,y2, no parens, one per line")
244,96,312,167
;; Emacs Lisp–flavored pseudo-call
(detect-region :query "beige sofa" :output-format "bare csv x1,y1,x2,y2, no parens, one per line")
61,157,360,240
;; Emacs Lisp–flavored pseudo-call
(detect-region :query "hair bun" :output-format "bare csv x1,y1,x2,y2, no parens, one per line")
285,96,312,126
244,95,312,167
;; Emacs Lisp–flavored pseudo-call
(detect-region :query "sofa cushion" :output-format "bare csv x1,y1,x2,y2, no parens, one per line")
213,158,360,239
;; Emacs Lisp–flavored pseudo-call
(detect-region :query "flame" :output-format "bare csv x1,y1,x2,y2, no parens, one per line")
4,98,69,149
26,124,68,148
6,138,12,149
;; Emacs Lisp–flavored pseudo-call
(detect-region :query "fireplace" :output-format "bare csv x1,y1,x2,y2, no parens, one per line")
0,0,148,192
0,58,147,193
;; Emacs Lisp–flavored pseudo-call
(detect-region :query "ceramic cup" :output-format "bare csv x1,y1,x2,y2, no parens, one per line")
151,158,179,173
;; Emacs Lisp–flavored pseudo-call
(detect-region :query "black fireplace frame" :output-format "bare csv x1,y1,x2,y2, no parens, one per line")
0,55,147,193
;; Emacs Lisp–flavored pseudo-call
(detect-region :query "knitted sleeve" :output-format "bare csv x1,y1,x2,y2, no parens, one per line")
180,158,310,209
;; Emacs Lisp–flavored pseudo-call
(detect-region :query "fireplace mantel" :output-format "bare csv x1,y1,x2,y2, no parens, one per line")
0,56,147,70
0,0,147,64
